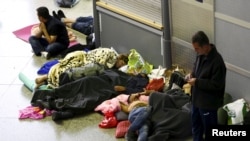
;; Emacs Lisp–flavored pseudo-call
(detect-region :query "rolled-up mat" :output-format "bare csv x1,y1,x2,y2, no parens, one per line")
18,72,48,91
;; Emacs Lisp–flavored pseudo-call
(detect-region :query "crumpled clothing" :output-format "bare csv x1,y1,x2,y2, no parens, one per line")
19,106,53,120
98,111,118,128
94,94,129,114
37,59,59,75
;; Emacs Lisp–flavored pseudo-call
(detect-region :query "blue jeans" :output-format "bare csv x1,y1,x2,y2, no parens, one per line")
192,105,218,141
72,16,93,35
128,106,151,141
29,36,67,56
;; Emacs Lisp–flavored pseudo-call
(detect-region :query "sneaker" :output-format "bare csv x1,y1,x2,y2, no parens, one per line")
52,10,60,20
41,51,51,60
41,51,48,58
57,10,66,19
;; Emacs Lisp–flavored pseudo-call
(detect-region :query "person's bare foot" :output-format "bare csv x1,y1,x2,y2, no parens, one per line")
35,82,46,89
114,86,126,92
35,75,48,84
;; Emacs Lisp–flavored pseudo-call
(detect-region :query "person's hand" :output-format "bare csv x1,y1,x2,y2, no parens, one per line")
114,86,126,92
185,73,192,81
141,88,154,96
128,93,141,103
187,78,196,86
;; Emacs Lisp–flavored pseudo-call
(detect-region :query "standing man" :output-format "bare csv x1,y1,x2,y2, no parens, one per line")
186,31,226,141
29,6,69,59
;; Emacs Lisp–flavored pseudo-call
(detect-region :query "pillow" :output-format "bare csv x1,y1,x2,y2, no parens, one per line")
115,120,130,138
110,46,119,56
118,65,128,73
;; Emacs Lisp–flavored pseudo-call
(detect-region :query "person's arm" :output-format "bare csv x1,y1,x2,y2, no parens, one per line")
31,24,43,38
39,22,57,44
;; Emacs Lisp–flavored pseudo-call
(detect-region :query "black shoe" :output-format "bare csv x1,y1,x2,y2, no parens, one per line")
52,10,60,20
52,111,74,121
46,52,52,60
57,10,66,19
36,99,51,109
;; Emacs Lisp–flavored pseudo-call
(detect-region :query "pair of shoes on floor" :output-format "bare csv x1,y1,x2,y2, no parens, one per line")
52,10,66,21
57,10,66,19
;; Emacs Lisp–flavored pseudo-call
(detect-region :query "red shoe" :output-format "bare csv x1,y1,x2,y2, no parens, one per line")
99,112,118,128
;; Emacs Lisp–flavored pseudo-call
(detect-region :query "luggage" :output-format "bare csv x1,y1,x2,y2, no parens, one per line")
56,0,80,8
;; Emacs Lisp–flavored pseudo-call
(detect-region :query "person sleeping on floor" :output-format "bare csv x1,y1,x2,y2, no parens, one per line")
35,47,129,88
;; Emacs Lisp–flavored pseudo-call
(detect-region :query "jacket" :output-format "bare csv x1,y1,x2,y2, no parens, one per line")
191,44,226,110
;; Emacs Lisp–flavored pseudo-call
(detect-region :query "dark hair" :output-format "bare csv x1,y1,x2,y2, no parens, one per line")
119,54,129,64
192,31,209,47
36,6,50,19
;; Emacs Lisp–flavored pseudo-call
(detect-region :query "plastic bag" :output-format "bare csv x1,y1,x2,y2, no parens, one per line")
145,78,165,92
127,49,153,75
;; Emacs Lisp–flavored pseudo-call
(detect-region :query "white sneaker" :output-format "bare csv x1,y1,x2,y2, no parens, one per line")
41,51,48,58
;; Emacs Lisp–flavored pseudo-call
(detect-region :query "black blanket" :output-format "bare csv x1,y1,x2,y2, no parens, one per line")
31,69,148,115
148,90,192,141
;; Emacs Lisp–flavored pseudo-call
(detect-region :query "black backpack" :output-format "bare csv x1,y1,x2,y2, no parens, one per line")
56,0,80,8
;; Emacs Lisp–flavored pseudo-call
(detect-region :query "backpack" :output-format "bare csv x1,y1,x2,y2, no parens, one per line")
56,0,80,8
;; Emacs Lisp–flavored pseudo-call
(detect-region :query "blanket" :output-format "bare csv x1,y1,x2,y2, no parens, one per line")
47,47,119,87
31,69,142,116
147,90,192,141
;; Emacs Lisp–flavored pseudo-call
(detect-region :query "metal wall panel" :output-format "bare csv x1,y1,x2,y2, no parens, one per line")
98,11,164,67
171,0,214,43
170,0,214,72
171,42,196,74
215,0,250,22
215,20,250,72
99,0,162,25
215,0,250,101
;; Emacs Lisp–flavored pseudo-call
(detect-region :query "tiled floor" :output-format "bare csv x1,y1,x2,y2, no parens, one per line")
0,0,124,141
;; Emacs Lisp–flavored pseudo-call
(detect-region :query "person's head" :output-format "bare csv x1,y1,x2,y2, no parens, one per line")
192,31,211,55
115,54,129,68
36,6,51,22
